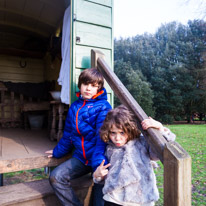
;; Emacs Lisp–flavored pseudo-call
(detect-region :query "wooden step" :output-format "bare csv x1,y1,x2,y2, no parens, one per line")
0,128,72,174
0,179,60,206
71,173,93,205
0,175,93,206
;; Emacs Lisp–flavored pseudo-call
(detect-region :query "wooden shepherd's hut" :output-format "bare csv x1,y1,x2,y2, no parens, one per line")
0,0,113,205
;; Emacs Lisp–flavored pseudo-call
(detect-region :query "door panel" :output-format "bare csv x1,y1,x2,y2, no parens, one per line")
75,0,112,27
85,0,112,7
75,45,112,69
71,0,113,105
75,22,112,49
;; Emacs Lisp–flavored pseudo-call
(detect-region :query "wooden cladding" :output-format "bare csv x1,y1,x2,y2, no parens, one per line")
0,55,45,83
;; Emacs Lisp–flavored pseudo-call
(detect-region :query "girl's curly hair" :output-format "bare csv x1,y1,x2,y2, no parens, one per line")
100,105,141,143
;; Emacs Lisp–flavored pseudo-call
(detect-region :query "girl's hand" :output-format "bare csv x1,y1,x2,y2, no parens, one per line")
141,117,164,132
45,150,53,158
93,160,111,181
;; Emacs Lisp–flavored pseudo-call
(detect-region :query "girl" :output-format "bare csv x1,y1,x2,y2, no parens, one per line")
93,105,176,206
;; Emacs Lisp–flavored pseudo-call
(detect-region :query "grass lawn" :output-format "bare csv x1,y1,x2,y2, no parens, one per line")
3,124,206,205
155,124,206,206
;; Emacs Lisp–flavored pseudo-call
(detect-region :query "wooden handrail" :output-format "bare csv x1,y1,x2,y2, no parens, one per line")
97,56,166,162
92,49,191,205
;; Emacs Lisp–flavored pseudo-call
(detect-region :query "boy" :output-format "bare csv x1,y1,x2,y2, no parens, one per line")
46,68,112,206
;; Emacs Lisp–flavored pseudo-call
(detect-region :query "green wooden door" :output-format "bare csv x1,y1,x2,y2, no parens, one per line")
70,0,113,105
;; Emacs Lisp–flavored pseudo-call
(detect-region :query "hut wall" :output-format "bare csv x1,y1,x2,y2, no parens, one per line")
0,54,60,127
44,53,61,91
71,0,114,104
0,55,45,83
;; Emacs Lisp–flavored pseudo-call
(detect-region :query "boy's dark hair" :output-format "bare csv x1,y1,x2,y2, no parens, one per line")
78,68,104,92
100,105,141,143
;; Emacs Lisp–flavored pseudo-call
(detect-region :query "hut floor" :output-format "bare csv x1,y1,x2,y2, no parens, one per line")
0,128,56,160
0,128,60,174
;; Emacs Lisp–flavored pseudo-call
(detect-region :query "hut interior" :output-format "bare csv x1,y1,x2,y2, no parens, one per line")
0,0,70,130
0,0,71,177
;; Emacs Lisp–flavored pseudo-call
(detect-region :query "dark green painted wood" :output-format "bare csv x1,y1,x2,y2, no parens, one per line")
75,22,112,49
71,0,113,104
75,45,112,68
85,0,112,7
75,0,112,27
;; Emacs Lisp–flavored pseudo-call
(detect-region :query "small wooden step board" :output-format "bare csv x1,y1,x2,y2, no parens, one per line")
0,176,93,206
0,179,60,206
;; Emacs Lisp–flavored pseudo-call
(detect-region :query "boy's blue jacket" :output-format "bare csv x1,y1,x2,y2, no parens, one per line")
53,88,111,170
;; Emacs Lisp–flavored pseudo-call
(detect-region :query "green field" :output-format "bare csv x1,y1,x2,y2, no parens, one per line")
155,124,206,206
4,124,206,205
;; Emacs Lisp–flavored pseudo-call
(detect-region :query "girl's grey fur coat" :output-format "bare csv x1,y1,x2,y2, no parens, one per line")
103,135,161,204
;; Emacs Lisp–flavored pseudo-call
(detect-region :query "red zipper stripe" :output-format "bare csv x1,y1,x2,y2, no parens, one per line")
81,136,88,165
76,100,88,164
76,101,86,135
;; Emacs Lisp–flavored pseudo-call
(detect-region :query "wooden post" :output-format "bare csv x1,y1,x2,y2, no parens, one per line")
10,91,15,127
0,87,7,127
91,49,105,68
0,90,5,123
20,94,24,127
57,103,64,142
164,142,191,206
50,102,57,141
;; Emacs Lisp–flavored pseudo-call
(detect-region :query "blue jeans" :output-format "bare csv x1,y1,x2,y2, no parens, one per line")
49,157,104,206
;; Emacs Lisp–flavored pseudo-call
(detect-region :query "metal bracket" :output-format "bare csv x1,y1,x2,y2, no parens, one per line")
76,36,81,43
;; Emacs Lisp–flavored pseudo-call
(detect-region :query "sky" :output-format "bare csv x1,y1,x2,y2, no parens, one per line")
113,0,205,38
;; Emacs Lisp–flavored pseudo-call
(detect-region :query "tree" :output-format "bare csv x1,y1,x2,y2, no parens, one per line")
114,60,155,117
114,20,206,123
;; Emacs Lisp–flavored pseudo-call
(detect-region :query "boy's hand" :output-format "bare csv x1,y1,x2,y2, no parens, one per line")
93,160,111,181
141,117,164,132
45,150,53,158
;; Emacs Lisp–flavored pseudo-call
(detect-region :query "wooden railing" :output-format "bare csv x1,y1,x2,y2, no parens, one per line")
0,82,51,128
0,83,22,127
91,49,191,206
